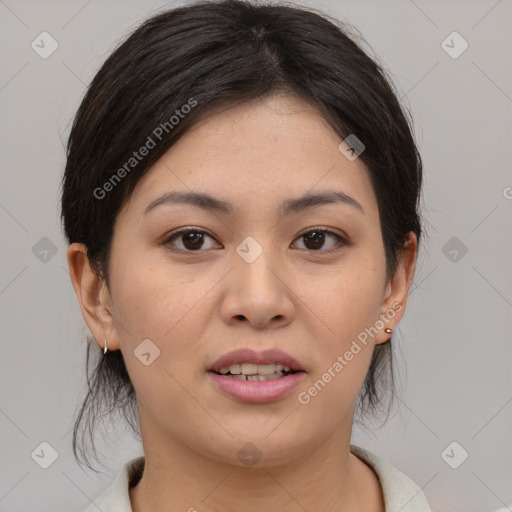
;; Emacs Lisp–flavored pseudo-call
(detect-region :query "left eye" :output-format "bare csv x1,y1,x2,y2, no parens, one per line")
163,227,347,253
292,228,348,252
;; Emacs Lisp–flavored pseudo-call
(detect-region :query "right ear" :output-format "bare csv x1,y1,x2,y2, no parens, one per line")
66,243,120,351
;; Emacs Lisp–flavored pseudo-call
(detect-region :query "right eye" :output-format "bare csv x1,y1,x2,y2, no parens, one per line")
163,228,221,253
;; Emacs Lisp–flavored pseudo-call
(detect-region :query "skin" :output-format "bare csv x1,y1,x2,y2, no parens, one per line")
68,93,417,512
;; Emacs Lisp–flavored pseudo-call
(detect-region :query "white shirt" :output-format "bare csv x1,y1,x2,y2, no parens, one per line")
83,444,431,511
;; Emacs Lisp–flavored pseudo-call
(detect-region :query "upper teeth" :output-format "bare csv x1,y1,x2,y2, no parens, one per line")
219,363,292,375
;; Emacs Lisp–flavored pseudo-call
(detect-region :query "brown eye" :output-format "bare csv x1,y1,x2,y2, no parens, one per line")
164,228,219,252
293,228,348,253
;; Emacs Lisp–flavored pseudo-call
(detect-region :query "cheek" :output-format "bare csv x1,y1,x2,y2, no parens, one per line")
109,260,214,413
293,258,384,401
294,272,380,417
110,247,212,340
109,252,227,399
302,263,384,344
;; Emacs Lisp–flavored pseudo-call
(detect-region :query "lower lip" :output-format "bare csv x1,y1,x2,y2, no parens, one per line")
207,371,306,403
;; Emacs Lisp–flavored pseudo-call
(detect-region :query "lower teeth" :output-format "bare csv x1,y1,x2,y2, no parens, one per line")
224,371,289,381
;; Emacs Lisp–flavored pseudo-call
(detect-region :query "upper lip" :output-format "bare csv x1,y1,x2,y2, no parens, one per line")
208,348,305,373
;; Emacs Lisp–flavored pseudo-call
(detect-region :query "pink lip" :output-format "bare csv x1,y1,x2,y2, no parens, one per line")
207,371,306,403
208,348,305,373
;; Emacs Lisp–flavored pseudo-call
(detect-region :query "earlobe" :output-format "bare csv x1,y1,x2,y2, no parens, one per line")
375,232,418,345
66,242,120,351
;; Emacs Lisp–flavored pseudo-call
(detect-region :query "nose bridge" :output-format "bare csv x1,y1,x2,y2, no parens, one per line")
234,234,281,292
221,234,294,326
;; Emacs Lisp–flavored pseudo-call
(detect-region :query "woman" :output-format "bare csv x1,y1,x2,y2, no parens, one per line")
61,0,430,510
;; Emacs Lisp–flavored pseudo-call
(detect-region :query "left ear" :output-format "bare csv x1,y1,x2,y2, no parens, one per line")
374,231,418,345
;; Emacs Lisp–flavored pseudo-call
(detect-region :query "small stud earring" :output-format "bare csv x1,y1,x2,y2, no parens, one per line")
384,328,393,334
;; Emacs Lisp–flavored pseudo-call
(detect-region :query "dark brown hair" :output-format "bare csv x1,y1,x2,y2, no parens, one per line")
61,0,423,472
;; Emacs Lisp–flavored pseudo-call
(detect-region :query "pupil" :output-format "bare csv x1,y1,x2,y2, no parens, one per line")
184,232,203,250
305,231,324,250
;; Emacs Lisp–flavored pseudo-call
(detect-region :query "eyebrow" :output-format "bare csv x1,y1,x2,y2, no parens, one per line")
143,189,364,216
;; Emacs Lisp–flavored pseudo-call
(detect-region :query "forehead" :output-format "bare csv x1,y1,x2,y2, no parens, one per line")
123,94,379,221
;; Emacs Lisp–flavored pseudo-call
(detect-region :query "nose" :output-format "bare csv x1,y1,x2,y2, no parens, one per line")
219,247,295,329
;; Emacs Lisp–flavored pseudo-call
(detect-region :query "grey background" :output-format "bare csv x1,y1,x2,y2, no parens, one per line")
1,0,511,510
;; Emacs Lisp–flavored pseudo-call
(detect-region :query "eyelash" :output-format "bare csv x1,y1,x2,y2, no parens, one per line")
162,226,349,254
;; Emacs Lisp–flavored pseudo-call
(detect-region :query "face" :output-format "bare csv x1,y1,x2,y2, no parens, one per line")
70,93,416,468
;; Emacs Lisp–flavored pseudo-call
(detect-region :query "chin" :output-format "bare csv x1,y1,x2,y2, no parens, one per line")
200,430,312,469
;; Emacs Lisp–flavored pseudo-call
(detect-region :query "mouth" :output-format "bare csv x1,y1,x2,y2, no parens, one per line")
208,347,306,378
209,363,302,381
206,349,307,403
